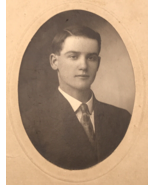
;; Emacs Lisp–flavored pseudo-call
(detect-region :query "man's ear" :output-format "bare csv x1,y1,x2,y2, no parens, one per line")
97,56,101,71
49,53,58,70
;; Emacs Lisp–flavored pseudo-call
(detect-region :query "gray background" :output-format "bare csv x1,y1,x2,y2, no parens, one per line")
18,10,135,114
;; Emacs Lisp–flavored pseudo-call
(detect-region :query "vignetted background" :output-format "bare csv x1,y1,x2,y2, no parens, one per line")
18,10,135,114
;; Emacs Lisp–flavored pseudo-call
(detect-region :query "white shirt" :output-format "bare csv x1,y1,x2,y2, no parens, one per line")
58,87,95,132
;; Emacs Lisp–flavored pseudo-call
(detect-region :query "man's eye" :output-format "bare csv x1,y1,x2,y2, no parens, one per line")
88,57,93,60
68,55,78,59
88,56,98,61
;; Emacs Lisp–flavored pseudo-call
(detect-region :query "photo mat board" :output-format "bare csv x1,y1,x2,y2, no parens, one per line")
18,9,135,170
6,0,147,184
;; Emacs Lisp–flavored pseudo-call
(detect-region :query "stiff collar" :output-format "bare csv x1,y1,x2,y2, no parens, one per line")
58,87,93,114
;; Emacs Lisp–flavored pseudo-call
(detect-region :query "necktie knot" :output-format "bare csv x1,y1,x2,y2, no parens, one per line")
80,103,90,115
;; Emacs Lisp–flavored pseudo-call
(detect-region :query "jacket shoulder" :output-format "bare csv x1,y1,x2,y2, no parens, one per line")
94,99,131,132
95,99,131,117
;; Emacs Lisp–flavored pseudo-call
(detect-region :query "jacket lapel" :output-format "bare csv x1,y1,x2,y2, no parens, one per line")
93,97,105,160
48,90,96,152
94,96,116,161
93,96,122,162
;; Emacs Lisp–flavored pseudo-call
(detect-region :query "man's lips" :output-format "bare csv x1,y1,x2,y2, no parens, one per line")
75,75,89,77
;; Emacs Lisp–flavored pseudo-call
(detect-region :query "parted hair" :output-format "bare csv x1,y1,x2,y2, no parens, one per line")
51,25,101,55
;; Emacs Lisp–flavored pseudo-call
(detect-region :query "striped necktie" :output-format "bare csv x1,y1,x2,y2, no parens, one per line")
80,103,96,148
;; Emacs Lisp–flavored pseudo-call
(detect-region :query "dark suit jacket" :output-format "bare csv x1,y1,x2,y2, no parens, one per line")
22,90,131,170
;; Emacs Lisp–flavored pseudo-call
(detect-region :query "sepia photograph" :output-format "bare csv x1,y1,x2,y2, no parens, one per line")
18,10,135,170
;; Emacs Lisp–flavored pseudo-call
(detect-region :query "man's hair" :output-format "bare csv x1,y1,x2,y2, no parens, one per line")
51,25,101,55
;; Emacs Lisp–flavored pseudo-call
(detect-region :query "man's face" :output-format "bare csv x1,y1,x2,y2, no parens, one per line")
51,36,100,93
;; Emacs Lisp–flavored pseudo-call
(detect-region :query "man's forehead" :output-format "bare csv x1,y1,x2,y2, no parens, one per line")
60,36,99,54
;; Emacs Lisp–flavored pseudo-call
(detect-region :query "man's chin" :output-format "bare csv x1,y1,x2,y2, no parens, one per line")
75,85,91,91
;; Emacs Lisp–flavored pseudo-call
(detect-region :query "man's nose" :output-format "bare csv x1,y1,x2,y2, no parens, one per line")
79,56,88,70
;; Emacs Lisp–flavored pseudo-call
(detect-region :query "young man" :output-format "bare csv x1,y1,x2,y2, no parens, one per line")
23,25,131,170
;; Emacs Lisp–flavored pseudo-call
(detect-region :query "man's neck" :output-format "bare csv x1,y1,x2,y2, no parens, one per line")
59,86,92,103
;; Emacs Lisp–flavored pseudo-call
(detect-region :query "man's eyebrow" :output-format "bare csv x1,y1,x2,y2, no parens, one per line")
64,51,99,55
64,51,80,55
87,53,99,56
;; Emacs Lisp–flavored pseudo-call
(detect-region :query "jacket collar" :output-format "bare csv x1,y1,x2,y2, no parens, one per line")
48,89,104,120
58,87,94,114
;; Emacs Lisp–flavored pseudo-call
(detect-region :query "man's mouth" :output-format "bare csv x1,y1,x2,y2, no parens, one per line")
75,75,89,77
75,75,89,79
